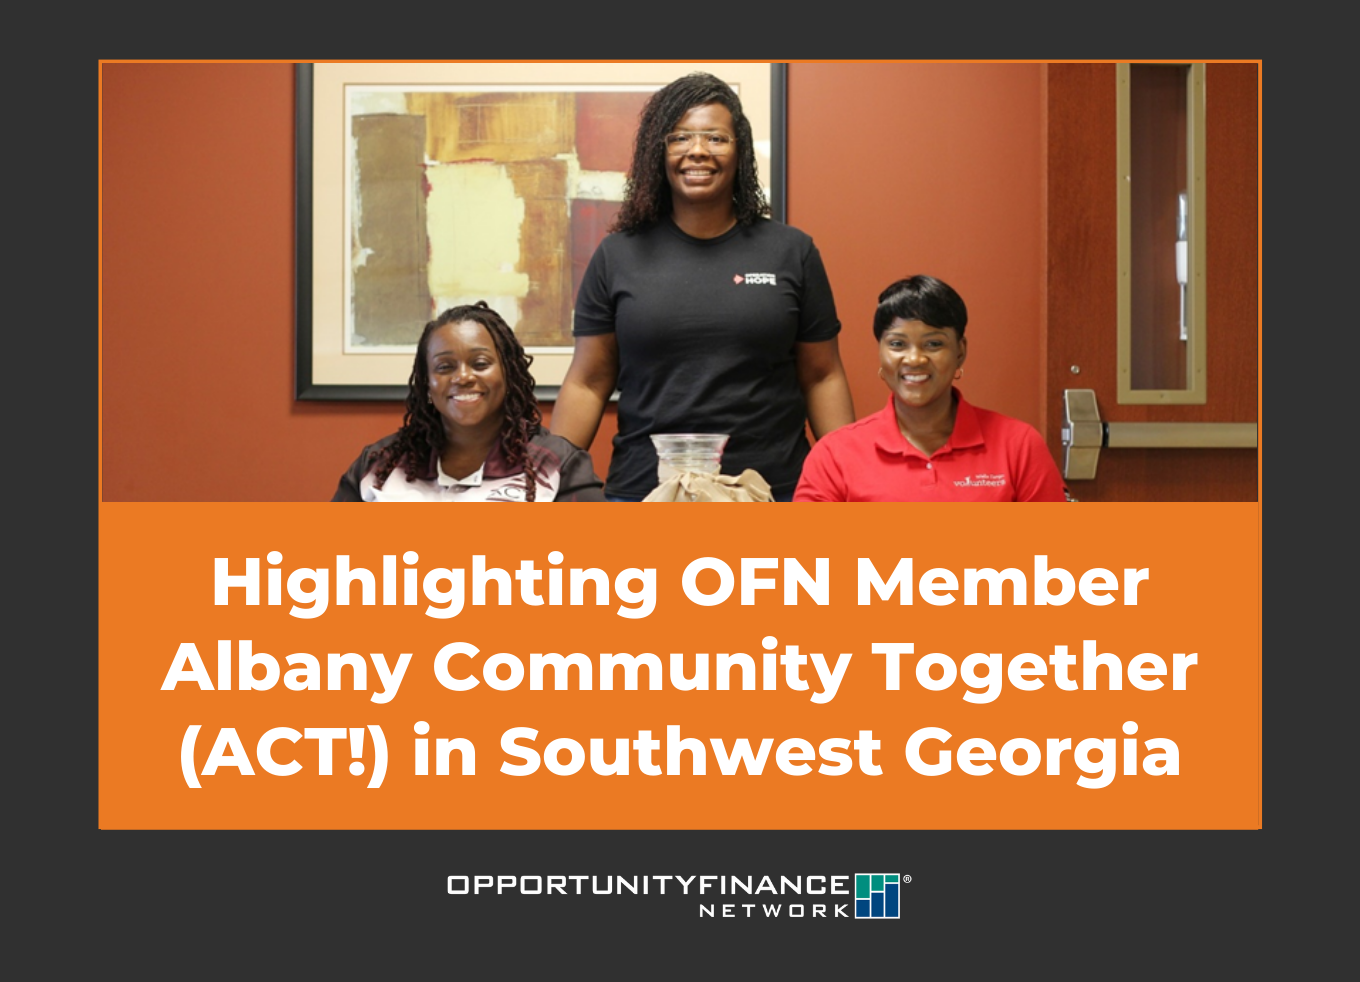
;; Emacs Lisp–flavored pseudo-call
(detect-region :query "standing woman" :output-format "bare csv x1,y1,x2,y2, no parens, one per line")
333,302,605,502
551,71,855,501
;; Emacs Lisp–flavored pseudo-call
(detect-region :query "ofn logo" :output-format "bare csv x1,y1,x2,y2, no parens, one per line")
855,873,899,919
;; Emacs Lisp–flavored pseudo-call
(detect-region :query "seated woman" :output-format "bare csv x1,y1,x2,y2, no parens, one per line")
794,276,1066,502
333,302,606,502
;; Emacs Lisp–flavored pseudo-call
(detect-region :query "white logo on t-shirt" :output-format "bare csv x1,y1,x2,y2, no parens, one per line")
733,272,777,286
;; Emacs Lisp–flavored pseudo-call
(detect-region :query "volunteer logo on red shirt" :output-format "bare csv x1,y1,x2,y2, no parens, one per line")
955,473,1008,488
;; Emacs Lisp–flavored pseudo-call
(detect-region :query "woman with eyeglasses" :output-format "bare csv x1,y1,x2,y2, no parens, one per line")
551,72,855,501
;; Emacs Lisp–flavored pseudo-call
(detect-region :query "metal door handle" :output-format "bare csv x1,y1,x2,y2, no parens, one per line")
1061,389,1257,480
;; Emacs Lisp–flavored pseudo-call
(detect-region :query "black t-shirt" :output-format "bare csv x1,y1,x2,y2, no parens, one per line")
573,218,841,497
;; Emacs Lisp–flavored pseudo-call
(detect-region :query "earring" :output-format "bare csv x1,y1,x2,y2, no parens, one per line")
954,369,963,380
877,367,886,380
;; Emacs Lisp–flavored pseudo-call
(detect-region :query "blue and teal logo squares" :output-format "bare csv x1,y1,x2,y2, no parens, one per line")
855,873,900,919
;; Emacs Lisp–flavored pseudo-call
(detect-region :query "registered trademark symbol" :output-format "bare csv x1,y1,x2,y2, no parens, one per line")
901,874,912,884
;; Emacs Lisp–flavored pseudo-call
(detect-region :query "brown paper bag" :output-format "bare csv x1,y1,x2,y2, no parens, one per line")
642,468,774,502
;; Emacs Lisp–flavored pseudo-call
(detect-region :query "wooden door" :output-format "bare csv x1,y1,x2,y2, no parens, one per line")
1043,63,1259,501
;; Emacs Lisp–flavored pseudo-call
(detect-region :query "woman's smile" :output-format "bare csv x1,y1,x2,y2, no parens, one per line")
878,317,966,412
678,162,721,185
665,103,736,208
427,320,508,434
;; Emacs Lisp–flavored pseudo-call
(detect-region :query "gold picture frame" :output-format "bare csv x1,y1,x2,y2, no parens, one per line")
295,61,786,400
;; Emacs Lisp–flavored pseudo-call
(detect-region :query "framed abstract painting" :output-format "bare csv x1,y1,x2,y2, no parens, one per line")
295,62,787,400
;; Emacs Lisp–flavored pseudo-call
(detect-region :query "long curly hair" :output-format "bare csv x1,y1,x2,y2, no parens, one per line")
373,302,544,500
611,72,771,233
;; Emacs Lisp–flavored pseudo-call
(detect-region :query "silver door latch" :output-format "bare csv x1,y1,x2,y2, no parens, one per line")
1061,389,1258,480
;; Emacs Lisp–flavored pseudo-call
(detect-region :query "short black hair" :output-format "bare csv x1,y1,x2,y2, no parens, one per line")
873,275,968,340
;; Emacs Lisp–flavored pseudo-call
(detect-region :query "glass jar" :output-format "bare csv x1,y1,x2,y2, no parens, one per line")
650,433,729,485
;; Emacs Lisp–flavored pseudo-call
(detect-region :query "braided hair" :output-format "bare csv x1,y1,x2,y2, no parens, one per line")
611,72,771,234
373,302,545,501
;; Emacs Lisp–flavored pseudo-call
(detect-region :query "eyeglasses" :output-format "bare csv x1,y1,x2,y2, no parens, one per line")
663,131,735,155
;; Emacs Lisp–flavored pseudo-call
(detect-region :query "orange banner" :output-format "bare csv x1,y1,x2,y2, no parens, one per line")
99,501,1259,829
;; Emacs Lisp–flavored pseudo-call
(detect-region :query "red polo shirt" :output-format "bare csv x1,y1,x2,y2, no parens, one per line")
795,392,1066,502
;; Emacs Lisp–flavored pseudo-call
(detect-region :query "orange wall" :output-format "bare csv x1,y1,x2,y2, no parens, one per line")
789,63,1043,444
101,62,1041,501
